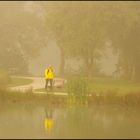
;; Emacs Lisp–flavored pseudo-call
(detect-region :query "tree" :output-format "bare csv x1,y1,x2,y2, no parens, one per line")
44,2,107,76
105,2,140,81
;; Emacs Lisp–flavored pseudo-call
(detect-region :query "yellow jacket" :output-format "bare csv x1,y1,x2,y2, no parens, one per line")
45,68,54,79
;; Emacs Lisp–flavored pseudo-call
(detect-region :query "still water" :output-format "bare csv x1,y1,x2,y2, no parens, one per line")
0,102,140,139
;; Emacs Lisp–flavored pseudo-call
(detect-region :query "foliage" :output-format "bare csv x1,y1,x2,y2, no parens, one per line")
105,3,140,81
44,2,140,80
66,77,89,104
44,2,107,76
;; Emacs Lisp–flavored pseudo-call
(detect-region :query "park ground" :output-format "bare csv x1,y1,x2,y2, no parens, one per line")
8,75,140,95
0,75,140,107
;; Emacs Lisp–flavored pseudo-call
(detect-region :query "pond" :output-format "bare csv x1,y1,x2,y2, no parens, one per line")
0,102,140,139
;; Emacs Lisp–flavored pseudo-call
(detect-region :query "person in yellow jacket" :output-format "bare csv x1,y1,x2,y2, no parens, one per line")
45,65,54,91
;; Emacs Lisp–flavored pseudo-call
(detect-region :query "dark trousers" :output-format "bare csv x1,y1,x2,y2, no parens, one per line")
45,79,53,90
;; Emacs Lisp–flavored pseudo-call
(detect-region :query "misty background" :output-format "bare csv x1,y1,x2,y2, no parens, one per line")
0,1,139,81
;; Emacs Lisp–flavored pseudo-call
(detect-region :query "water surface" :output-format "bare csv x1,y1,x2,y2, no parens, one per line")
0,103,140,139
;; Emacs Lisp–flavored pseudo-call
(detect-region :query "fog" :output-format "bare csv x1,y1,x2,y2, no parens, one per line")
0,1,140,81
1,2,140,139
29,39,61,76
29,40,118,76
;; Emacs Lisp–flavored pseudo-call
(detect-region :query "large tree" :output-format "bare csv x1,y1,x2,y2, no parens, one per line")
44,2,107,76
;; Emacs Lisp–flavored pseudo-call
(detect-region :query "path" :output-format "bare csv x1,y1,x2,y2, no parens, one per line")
10,76,67,95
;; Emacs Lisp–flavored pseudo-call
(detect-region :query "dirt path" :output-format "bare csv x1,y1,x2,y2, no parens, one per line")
10,76,67,93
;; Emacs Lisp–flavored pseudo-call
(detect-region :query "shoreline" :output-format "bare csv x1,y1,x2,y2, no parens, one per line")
1,90,140,108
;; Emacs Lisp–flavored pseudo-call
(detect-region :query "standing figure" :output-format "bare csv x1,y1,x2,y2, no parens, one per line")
45,65,54,91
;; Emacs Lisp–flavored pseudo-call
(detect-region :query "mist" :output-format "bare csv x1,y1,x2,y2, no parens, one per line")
0,1,140,80
1,1,140,139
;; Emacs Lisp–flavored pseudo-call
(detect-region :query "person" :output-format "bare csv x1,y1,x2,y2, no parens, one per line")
45,65,54,91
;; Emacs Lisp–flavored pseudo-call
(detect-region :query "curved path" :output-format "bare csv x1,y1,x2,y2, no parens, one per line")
10,76,67,95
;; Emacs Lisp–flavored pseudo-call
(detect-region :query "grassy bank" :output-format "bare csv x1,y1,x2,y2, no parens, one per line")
0,90,67,106
0,89,140,108
1,75,140,108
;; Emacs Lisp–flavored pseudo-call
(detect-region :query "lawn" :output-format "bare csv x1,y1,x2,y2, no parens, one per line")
8,77,33,87
88,77,140,95
35,77,140,95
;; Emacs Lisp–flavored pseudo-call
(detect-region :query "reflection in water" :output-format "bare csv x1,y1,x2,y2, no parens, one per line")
44,106,54,135
0,103,140,139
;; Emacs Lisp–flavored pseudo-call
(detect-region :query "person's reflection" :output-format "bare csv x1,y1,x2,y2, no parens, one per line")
44,106,54,135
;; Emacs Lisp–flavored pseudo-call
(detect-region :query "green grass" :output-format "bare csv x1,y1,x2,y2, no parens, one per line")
8,77,33,87
36,77,140,95
88,77,140,95
1,76,140,107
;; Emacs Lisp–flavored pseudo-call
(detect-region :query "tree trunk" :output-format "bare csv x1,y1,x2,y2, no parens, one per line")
84,54,90,77
89,55,94,76
60,48,65,76
84,50,95,78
